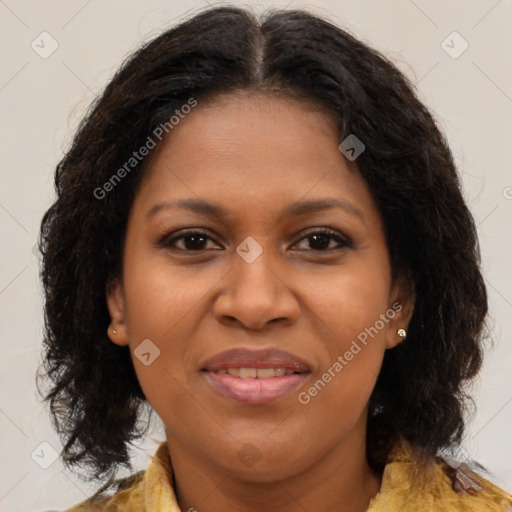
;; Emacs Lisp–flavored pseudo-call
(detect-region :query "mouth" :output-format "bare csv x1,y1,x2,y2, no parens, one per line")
201,348,312,405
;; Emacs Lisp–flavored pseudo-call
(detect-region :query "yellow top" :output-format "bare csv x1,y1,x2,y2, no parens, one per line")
63,438,512,512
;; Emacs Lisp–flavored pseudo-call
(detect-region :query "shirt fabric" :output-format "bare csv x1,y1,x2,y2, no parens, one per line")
62,438,512,512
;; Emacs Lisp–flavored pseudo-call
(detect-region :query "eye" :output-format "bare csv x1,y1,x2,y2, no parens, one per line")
157,227,352,254
292,228,352,253
158,230,221,252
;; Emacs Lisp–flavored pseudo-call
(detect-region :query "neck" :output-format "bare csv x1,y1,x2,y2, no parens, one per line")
165,419,382,512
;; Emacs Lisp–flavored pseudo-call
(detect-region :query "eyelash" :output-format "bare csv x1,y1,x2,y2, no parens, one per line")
157,228,352,254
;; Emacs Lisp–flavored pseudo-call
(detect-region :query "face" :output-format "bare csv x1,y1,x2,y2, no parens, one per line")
107,91,413,482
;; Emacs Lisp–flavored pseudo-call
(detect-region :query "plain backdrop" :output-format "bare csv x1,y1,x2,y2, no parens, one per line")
0,1,511,510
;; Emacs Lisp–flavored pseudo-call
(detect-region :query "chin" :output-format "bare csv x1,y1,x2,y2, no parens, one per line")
215,443,311,483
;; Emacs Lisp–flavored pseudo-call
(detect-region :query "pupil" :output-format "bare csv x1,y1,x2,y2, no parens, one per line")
310,234,330,250
185,235,206,250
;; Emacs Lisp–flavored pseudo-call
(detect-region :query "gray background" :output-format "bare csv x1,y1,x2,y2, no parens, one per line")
0,1,511,510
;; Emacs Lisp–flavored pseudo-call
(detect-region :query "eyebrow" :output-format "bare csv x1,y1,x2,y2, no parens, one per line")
146,197,363,222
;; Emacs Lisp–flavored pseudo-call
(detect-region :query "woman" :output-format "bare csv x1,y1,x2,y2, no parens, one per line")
38,6,512,512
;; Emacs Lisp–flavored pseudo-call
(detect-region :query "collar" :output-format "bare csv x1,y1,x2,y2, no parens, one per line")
69,438,512,511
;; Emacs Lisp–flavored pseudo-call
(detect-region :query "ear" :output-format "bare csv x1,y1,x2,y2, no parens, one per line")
106,277,129,346
385,274,415,350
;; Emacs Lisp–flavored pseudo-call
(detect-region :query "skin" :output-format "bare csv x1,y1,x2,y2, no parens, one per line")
106,91,414,512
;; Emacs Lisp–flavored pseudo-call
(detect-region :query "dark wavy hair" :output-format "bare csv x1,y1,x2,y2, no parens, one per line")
37,5,487,486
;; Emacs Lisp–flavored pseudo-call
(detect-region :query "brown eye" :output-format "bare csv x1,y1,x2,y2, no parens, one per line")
159,230,221,252
293,229,352,253
157,228,352,254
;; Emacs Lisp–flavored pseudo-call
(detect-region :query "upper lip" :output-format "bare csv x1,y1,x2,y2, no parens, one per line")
201,348,312,373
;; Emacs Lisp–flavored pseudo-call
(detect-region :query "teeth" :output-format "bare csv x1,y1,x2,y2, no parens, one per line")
239,368,257,379
227,368,240,377
216,367,297,379
255,368,275,379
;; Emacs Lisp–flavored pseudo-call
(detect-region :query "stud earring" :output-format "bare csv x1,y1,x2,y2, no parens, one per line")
397,328,407,339
112,329,118,334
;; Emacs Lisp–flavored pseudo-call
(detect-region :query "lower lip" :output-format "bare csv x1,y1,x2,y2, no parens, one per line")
203,371,309,405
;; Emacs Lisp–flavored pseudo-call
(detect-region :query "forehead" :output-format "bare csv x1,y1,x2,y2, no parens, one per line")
131,92,378,227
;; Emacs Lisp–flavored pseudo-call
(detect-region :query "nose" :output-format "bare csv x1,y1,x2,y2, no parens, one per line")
213,245,300,331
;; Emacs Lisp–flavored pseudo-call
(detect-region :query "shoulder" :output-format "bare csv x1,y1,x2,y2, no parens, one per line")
428,462,512,512
369,438,512,512
447,464,512,512
61,471,145,512
58,441,175,512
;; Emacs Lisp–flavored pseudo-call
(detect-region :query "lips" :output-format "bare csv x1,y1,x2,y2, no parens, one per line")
201,347,312,373
201,348,312,405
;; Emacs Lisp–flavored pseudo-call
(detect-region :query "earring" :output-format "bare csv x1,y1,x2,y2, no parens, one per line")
112,329,118,334
397,328,407,339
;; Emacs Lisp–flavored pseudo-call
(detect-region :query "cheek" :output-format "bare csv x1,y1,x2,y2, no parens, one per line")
123,254,218,338
296,270,389,437
296,257,390,409
121,258,225,414
295,346,383,458
303,256,391,348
